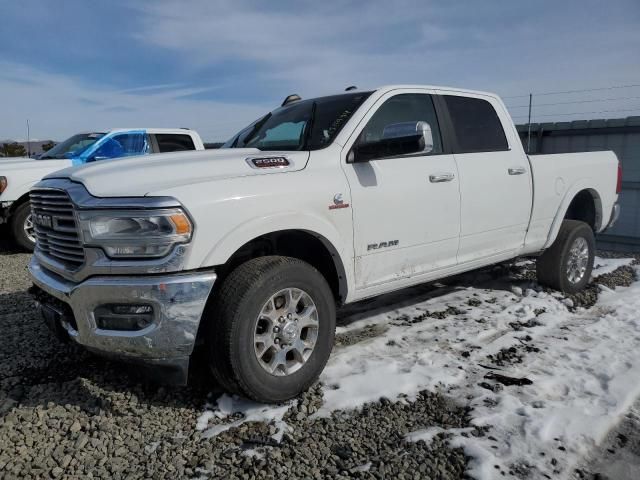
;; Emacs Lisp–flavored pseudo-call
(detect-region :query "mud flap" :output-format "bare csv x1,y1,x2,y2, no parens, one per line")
40,303,70,343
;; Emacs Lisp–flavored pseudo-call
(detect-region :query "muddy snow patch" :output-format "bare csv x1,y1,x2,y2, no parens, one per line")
406,426,474,444
194,262,640,479
591,256,635,278
320,266,640,479
197,394,292,442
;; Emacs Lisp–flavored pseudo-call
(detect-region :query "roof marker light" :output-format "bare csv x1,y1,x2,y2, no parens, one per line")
282,94,301,106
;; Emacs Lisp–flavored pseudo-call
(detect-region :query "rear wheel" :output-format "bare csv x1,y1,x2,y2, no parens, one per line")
207,256,336,403
536,220,595,294
10,201,36,252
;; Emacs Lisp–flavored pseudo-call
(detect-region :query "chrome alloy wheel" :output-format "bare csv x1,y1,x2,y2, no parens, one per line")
253,288,319,376
23,213,36,244
566,236,589,284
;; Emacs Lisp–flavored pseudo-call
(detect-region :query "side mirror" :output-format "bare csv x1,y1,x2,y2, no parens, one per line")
382,121,434,154
349,121,434,163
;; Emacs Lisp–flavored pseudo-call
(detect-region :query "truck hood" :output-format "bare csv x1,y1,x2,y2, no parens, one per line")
1,158,73,202
1,157,71,172
45,148,310,197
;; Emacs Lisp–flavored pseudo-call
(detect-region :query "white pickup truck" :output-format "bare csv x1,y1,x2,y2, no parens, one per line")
0,128,204,250
28,85,621,403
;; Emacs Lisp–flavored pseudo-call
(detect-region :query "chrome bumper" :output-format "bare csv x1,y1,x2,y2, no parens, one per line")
29,257,216,383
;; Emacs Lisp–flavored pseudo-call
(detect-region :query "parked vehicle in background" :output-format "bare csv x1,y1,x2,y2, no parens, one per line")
0,128,204,250
28,85,621,403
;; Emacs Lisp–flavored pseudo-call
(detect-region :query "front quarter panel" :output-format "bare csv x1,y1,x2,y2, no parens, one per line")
151,147,356,296
1,159,72,203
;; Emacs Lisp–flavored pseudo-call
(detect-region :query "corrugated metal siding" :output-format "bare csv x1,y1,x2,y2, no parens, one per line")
517,117,640,252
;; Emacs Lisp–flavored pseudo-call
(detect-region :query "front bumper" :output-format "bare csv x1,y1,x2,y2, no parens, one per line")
29,257,216,384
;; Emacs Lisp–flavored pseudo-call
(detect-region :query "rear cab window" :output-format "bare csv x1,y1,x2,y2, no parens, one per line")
443,95,508,153
154,134,196,153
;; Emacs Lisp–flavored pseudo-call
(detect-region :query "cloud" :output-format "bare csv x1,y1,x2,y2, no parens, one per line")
130,0,640,100
0,0,639,140
102,105,137,113
0,62,269,141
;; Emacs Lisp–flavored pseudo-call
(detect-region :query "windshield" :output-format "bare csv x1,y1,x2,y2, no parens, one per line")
39,132,105,159
223,91,373,151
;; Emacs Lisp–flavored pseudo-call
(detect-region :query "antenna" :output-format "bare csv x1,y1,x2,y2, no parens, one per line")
345,86,357,91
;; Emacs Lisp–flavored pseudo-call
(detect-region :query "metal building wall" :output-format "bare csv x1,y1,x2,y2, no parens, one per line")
517,117,640,252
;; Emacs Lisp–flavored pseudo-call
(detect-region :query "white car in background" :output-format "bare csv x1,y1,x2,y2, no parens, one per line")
0,128,204,250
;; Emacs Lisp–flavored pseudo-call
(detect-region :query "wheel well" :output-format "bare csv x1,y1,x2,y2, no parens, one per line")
9,193,30,214
564,189,601,231
217,230,346,303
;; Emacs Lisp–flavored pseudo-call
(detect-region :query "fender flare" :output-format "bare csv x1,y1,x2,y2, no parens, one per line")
202,211,354,295
543,179,602,249
6,187,32,214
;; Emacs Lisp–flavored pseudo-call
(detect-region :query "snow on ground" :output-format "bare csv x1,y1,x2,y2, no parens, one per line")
196,257,640,479
591,256,635,278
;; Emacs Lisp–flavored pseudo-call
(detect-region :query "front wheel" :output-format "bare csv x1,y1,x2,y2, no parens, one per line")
10,201,36,252
207,256,336,403
536,219,595,294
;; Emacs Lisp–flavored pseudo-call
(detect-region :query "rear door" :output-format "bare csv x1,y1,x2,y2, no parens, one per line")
437,93,532,263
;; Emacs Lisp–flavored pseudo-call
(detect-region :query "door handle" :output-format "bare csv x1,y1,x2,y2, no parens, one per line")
508,167,527,175
429,173,455,183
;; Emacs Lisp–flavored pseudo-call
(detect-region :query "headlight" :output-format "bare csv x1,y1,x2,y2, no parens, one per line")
78,209,192,258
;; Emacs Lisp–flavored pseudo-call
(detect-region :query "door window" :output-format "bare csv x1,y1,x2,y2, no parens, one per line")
155,134,196,152
91,133,149,160
356,94,443,156
443,95,508,153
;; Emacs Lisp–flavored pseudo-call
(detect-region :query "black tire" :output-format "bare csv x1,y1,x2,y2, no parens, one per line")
10,201,35,252
536,219,595,294
207,256,336,403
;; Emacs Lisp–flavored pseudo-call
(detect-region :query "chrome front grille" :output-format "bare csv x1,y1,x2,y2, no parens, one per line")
30,189,85,267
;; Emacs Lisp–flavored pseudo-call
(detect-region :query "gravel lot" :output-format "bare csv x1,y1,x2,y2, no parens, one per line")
0,232,469,480
0,231,638,480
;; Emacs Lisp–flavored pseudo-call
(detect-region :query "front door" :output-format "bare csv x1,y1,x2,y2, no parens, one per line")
342,91,461,290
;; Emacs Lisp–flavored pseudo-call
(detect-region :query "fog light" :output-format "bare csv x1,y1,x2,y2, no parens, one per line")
95,304,154,331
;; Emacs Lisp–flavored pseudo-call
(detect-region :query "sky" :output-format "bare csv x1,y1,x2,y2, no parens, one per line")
1,0,639,142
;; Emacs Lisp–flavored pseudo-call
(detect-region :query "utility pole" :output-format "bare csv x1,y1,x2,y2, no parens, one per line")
26,119,31,158
526,94,532,154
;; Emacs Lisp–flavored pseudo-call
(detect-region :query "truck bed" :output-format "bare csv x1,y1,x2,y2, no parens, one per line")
524,150,619,253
